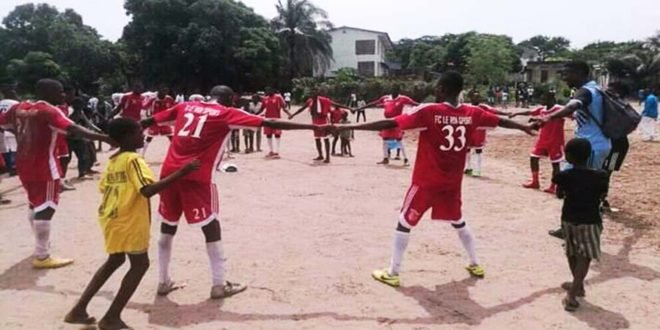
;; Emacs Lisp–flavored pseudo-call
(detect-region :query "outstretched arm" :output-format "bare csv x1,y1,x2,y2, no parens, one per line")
339,119,398,131
68,124,114,145
262,119,317,130
140,160,200,198
497,118,537,136
353,99,381,112
330,101,353,112
140,118,156,129
289,104,308,119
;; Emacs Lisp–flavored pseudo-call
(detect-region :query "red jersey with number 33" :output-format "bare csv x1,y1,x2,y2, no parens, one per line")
153,101,264,183
0,101,73,182
395,103,500,189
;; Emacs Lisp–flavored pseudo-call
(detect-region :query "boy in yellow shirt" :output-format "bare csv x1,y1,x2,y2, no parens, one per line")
65,118,199,330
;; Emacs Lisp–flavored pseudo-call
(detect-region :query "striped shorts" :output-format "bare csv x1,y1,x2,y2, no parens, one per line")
562,222,602,260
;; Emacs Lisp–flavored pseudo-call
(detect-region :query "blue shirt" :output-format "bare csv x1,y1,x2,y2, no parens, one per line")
642,94,658,119
574,81,611,151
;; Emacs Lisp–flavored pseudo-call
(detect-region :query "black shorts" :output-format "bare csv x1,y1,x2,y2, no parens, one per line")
603,137,629,171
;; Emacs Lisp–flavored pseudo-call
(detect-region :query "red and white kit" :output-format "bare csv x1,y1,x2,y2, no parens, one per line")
395,103,500,227
304,96,332,138
152,101,263,226
467,104,499,148
262,94,286,137
118,92,146,121
529,105,565,162
376,95,416,140
144,95,175,136
0,101,74,211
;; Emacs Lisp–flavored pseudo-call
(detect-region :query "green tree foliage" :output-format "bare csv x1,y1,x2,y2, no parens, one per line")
0,4,118,92
7,51,63,92
272,0,333,82
465,35,514,85
123,0,280,92
518,35,571,61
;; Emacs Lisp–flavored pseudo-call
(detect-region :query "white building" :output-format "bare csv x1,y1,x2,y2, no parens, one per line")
315,26,394,78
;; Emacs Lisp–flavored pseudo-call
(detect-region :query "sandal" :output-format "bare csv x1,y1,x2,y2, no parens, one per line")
210,281,247,299
157,281,185,296
563,297,580,312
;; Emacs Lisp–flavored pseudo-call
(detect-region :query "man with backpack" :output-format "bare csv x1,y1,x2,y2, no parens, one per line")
537,61,611,239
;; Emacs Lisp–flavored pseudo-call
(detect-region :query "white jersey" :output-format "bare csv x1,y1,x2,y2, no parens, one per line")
111,93,124,106
284,92,291,102
0,99,19,153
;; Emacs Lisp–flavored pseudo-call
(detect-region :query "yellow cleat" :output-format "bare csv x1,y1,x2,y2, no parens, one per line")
372,269,400,287
466,264,485,278
33,257,74,269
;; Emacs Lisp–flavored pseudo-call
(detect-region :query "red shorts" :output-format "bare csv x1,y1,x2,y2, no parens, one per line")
531,143,564,162
23,180,60,212
312,117,329,138
263,127,282,137
399,185,463,228
56,136,69,158
468,129,487,148
158,180,218,227
147,125,173,137
379,127,404,140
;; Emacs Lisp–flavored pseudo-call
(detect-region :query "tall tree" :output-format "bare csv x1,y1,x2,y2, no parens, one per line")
272,0,333,81
465,35,514,85
7,51,63,92
518,35,571,61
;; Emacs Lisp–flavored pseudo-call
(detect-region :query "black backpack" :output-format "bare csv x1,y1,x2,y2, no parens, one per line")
582,89,641,140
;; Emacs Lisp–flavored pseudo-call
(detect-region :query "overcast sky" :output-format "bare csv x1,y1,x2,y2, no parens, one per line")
1,0,658,47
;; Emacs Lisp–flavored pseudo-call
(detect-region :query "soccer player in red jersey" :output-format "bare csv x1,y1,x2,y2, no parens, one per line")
355,86,419,165
289,87,351,163
0,79,113,269
337,72,536,286
55,100,75,191
464,101,511,177
142,85,324,299
111,82,146,121
511,92,565,194
329,106,348,155
257,87,291,158
142,86,176,157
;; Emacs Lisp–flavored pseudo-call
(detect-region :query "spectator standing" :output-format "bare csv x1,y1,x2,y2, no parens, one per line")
640,88,657,141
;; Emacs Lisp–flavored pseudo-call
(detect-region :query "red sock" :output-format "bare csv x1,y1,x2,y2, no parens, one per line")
531,171,539,183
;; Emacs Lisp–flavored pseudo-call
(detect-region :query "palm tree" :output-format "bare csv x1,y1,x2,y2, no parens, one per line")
272,0,333,81
607,36,660,87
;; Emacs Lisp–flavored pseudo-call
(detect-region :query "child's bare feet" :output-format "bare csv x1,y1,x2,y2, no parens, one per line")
98,318,130,330
64,309,96,325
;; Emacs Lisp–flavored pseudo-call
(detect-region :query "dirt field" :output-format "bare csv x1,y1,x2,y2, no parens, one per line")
0,108,658,329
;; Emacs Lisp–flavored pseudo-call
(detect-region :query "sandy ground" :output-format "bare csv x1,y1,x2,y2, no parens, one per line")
0,108,659,330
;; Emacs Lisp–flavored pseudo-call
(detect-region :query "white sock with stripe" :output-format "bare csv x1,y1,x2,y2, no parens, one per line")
267,138,274,153
275,138,280,154
33,220,51,260
158,233,174,284
475,152,482,173
388,230,410,276
206,241,225,286
27,209,35,234
456,224,479,265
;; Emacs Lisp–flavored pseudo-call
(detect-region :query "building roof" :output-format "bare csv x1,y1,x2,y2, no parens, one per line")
329,26,394,49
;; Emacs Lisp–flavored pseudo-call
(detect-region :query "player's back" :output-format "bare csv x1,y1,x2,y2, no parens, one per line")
407,103,500,188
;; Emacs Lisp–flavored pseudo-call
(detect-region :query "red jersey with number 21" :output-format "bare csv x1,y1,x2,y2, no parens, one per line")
395,103,500,189
153,101,264,183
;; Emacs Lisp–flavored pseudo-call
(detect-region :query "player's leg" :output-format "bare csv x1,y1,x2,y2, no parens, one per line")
202,219,246,299
29,181,73,268
378,140,389,164
399,140,409,166
255,128,262,152
331,133,339,155
266,134,274,156
323,137,331,163
464,148,473,175
98,252,149,329
142,136,154,157
472,148,483,177
274,134,281,157
523,156,541,189
65,253,126,325
156,184,183,295
243,132,250,153
314,138,324,160
452,221,483,277
59,154,75,191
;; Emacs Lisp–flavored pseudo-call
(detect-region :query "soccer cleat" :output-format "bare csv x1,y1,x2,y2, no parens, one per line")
471,170,482,177
371,269,400,287
465,264,485,278
522,181,540,189
33,257,74,269
543,185,556,195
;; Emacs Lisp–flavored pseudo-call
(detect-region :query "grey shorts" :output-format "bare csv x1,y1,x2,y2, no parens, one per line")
563,222,602,260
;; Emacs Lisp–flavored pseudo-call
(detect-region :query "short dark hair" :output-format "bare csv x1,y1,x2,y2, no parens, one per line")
108,118,140,144
565,138,592,165
437,71,464,96
564,61,590,77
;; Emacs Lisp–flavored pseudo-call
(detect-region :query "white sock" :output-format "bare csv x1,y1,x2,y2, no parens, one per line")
382,141,389,159
267,138,274,153
158,234,174,284
475,152,482,172
33,220,51,260
465,151,472,170
206,241,225,286
400,143,408,160
27,209,35,234
456,224,479,265
388,230,410,276
142,141,150,157
275,138,281,154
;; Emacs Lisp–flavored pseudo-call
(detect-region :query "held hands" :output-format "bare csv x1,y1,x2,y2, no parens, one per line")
182,159,201,174
521,124,538,137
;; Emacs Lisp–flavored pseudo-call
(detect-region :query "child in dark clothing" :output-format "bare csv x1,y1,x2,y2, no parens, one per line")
339,112,353,157
552,138,608,312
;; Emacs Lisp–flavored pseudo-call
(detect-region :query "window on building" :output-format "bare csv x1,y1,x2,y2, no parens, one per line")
355,40,376,55
541,70,549,83
357,61,375,76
